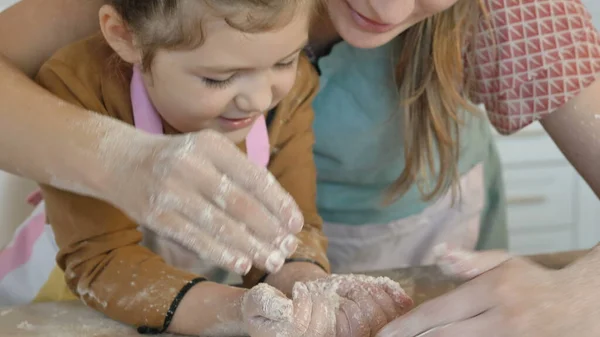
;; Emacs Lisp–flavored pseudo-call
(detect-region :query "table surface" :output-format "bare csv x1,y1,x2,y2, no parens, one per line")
0,249,589,336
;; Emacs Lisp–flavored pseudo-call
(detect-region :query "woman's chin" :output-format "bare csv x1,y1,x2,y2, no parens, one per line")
337,25,401,49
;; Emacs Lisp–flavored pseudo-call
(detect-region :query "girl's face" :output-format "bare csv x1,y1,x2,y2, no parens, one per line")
325,0,459,48
143,12,309,143
101,4,310,144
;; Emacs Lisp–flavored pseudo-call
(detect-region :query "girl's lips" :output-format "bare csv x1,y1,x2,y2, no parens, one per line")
345,0,397,33
217,115,257,131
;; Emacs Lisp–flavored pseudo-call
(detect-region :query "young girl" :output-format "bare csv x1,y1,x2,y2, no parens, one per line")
30,1,411,336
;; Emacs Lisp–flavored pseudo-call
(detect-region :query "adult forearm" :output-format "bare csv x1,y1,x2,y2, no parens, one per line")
565,243,600,274
0,56,134,196
0,0,103,76
541,80,600,199
0,0,135,195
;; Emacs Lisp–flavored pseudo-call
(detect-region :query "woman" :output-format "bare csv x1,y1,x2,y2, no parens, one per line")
308,0,599,336
313,1,600,335
1,0,600,335
310,1,507,273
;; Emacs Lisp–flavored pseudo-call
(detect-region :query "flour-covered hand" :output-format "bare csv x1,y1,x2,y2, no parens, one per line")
302,275,413,337
106,130,303,275
242,283,336,337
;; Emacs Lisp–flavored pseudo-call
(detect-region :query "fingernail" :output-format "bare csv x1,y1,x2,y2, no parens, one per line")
280,235,298,256
266,251,285,273
288,210,304,233
234,258,252,275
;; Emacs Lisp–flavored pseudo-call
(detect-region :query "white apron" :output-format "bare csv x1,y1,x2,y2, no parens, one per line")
323,163,485,273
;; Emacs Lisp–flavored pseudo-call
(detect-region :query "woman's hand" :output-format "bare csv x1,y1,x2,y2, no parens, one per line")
103,130,303,275
377,246,600,337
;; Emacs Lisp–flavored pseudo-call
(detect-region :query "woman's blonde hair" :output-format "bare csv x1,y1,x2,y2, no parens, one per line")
386,0,488,203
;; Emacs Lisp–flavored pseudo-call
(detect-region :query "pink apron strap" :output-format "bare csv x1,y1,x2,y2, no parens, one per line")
245,115,270,167
26,191,44,206
131,66,163,134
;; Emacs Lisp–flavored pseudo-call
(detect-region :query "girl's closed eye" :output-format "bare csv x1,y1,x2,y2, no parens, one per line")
201,74,237,89
201,55,298,89
274,56,299,69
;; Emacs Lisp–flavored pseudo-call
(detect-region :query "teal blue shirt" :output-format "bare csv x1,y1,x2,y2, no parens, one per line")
312,39,495,225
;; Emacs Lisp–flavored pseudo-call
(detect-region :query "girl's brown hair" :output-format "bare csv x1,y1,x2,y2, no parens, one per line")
109,0,315,71
386,0,488,203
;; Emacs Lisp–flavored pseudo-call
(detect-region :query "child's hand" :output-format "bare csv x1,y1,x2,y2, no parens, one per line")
434,243,513,279
264,261,330,296
242,283,336,337
301,275,414,337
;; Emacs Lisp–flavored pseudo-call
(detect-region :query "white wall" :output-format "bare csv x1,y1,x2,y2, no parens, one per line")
584,0,600,29
0,0,17,11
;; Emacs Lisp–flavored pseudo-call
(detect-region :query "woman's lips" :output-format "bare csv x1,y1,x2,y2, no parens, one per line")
217,115,257,131
345,0,397,33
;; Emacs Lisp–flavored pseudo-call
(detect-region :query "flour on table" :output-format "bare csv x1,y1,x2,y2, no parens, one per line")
17,321,35,330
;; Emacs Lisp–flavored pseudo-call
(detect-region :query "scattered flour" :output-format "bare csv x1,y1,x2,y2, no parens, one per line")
0,309,13,317
52,309,69,318
17,321,35,330
76,283,108,309
202,321,246,337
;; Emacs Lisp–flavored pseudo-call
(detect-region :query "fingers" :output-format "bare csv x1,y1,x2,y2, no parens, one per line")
147,211,252,274
376,279,414,315
335,299,351,337
193,164,298,255
177,197,286,274
242,284,313,337
376,279,493,337
292,283,313,334
301,275,414,337
365,285,400,322
303,294,336,337
347,288,388,334
338,297,369,337
434,244,512,279
198,131,304,234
